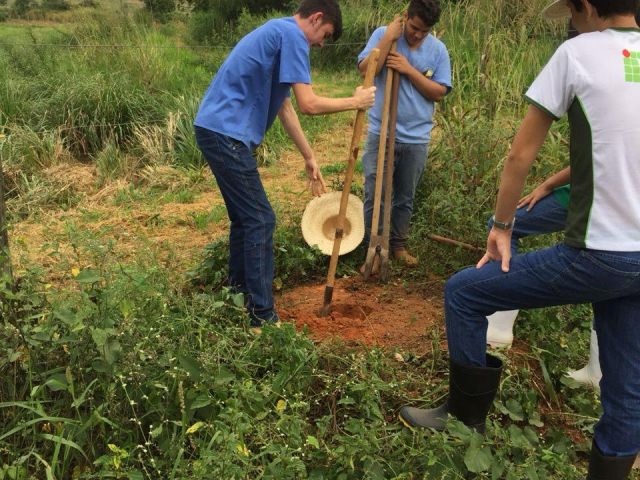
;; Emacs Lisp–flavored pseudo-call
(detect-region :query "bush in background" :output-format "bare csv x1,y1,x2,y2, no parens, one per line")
143,0,176,20
41,0,71,11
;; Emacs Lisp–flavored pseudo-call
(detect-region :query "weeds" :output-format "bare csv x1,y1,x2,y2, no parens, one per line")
1,0,630,478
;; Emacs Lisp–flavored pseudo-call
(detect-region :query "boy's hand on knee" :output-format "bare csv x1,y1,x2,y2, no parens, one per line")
477,229,512,272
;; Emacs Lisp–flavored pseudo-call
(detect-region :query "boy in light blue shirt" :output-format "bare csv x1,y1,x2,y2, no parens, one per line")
195,0,376,328
358,0,452,270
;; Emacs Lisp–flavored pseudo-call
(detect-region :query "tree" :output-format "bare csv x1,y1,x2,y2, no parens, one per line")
12,0,31,17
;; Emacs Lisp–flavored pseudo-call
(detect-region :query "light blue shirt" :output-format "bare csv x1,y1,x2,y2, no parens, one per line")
358,27,452,144
194,17,311,150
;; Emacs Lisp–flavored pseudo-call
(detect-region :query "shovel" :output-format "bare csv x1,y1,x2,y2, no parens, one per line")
318,48,380,317
363,41,398,281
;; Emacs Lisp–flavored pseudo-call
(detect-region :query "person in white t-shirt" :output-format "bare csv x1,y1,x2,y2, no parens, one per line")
398,1,640,478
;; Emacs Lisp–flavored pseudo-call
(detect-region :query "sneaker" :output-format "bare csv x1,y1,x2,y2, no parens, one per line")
392,248,418,267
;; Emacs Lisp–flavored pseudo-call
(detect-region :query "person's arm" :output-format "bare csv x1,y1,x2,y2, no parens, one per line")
517,167,570,210
277,98,326,196
358,17,403,76
385,52,448,101
477,105,554,272
291,83,375,115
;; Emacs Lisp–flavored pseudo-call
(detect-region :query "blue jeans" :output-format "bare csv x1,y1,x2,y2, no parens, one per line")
488,193,567,254
445,244,640,456
195,127,276,323
362,133,428,250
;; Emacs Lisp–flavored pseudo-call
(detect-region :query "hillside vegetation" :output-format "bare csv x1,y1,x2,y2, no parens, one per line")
0,1,623,479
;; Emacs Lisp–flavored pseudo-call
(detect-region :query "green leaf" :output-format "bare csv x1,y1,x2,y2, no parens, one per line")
190,394,212,410
306,435,320,449
528,410,544,427
71,379,99,409
38,433,89,461
508,425,533,449
232,293,245,308
74,269,102,284
103,338,122,365
178,354,202,381
45,373,68,392
186,421,206,434
464,444,493,473
150,424,163,439
90,328,109,348
505,398,524,421
214,366,235,386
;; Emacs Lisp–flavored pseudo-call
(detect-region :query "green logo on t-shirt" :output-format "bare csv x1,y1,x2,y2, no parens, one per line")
623,49,640,83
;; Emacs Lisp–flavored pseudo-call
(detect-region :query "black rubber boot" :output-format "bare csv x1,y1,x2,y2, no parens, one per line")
399,354,503,433
587,442,636,480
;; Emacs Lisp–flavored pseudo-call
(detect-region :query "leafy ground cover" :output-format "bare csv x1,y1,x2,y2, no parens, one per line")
2,0,638,478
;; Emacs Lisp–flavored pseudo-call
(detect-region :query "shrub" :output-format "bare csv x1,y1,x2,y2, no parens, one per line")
11,0,31,17
143,0,176,20
41,0,71,11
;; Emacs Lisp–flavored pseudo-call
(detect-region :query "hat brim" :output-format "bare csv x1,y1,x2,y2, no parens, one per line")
542,0,571,19
301,191,364,256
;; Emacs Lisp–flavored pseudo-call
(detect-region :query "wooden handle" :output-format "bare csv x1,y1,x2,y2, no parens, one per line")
323,48,380,293
368,42,396,248
379,68,400,282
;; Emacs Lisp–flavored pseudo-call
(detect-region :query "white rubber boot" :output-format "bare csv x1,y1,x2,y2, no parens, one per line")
486,310,519,349
566,327,602,389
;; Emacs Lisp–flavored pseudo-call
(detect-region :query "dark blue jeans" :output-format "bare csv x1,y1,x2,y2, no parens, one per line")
195,127,276,323
488,193,567,254
362,133,429,250
445,244,640,456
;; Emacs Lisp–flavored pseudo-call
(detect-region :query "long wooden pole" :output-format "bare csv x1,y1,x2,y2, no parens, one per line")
378,68,400,282
363,41,397,281
319,48,380,316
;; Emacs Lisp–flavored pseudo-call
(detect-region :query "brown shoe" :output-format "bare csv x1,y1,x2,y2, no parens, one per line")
392,248,418,267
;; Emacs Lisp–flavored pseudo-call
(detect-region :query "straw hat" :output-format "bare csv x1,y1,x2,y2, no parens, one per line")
301,191,364,256
542,0,571,19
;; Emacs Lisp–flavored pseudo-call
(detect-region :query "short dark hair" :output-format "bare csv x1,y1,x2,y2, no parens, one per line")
296,0,343,41
568,0,638,17
407,0,441,27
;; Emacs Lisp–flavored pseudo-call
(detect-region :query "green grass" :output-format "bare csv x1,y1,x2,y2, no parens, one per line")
2,0,636,478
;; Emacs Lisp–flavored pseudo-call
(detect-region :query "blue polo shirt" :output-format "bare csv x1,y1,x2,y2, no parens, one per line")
358,27,452,144
194,17,311,150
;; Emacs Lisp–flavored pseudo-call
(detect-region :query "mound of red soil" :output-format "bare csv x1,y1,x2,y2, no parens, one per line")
277,276,445,354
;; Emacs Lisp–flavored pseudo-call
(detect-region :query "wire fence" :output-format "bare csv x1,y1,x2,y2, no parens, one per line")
0,41,368,49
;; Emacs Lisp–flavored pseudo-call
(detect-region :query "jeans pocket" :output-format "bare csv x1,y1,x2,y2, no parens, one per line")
195,126,220,152
581,250,640,293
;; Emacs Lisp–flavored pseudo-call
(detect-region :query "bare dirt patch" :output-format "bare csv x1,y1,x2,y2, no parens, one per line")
277,276,445,354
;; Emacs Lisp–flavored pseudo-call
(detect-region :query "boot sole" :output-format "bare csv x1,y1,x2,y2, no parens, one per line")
398,413,415,430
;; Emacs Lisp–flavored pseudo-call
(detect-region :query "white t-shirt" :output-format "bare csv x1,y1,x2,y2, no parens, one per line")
526,28,640,251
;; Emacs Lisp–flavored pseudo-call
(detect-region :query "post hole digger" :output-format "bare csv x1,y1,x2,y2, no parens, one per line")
362,41,400,282
316,48,381,317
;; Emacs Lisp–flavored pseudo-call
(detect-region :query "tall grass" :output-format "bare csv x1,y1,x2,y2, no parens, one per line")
0,2,615,478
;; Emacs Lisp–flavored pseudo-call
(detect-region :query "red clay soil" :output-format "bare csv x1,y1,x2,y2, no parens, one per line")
277,276,445,354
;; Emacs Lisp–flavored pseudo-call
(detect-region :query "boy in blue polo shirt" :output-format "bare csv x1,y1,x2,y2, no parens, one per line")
194,0,376,328
358,0,452,271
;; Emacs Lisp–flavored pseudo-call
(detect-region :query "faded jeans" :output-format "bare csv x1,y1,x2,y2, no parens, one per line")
445,243,640,457
362,133,428,250
195,127,276,324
